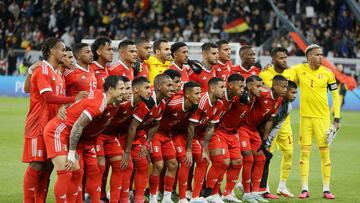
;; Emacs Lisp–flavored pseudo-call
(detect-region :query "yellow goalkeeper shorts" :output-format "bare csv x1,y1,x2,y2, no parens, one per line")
270,116,293,152
299,116,330,147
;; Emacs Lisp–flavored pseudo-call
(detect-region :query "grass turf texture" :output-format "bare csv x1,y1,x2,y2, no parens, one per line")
1,97,359,203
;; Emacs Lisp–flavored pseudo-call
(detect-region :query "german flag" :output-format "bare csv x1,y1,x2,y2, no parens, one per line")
223,18,249,33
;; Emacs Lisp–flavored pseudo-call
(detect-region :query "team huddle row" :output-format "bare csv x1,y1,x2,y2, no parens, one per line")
22,37,341,203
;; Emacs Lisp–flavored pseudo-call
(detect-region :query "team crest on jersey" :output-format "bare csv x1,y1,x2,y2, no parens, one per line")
176,146,183,153
152,146,159,153
81,75,86,79
241,141,247,148
264,100,268,104
318,74,323,79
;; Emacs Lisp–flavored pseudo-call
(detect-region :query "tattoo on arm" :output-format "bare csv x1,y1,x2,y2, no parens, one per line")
146,120,160,142
202,123,215,150
186,122,196,151
69,112,91,150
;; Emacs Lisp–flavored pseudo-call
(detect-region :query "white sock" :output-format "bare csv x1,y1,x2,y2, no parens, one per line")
323,184,330,192
302,184,309,191
278,180,287,189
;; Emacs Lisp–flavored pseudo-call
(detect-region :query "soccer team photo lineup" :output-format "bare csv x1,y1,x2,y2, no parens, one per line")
1,1,360,203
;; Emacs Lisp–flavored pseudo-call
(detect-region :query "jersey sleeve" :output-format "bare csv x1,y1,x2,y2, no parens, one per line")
188,107,203,123
83,95,106,121
210,101,223,124
133,102,150,122
285,66,298,85
259,70,272,88
327,70,341,119
34,67,53,94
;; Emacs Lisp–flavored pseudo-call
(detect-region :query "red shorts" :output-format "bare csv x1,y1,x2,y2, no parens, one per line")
22,135,47,163
209,129,242,160
238,126,261,152
77,143,97,167
172,134,202,158
44,120,71,159
96,134,123,157
150,131,176,162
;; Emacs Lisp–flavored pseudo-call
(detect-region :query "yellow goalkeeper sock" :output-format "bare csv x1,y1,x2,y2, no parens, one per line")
299,145,311,190
280,149,293,181
319,146,331,191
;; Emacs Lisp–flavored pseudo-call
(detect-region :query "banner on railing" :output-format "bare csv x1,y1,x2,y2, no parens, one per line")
0,76,28,97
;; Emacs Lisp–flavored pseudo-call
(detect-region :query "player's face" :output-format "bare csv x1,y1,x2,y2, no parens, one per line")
53,42,66,64
286,87,297,102
159,42,172,61
137,82,152,100
308,48,323,68
241,48,256,66
110,81,125,102
213,81,226,99
122,45,137,64
174,46,189,64
159,78,173,99
63,51,75,69
187,87,202,105
205,48,219,65
219,44,231,62
98,42,113,63
136,42,152,61
79,46,93,64
123,81,132,101
273,51,288,70
172,77,182,94
229,80,245,97
248,81,262,97
273,81,288,97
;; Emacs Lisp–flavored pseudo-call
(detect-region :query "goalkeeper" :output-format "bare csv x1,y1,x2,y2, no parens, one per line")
287,44,341,200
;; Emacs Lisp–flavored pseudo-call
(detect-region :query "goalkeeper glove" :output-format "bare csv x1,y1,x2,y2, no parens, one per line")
326,124,338,145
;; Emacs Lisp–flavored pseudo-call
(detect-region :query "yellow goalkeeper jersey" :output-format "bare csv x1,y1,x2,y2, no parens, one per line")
259,65,291,87
287,63,340,119
145,55,171,85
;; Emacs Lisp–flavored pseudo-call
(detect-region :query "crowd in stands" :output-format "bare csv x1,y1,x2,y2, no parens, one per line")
0,0,359,75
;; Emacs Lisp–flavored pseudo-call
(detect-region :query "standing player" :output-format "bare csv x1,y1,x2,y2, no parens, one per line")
288,44,340,199
213,40,233,81
108,40,137,80
259,47,294,198
43,76,124,203
231,45,260,78
169,42,190,85
149,81,202,203
188,42,218,91
146,39,172,85
22,38,81,203
134,38,152,78
120,75,173,203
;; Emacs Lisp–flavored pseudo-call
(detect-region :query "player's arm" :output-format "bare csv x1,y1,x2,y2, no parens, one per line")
121,118,141,169
262,118,275,143
146,120,160,143
184,121,196,166
23,61,44,93
201,122,216,163
328,76,341,128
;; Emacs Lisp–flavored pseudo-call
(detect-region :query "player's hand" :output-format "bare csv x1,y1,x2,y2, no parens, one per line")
27,61,45,75
326,124,338,145
75,91,88,101
120,152,130,170
184,151,193,167
65,150,76,171
333,120,340,130
57,105,67,120
262,63,271,71
201,150,210,163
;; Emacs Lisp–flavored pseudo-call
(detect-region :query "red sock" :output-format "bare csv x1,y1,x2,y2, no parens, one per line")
120,160,133,203
35,170,51,203
101,160,110,198
212,175,224,195
187,163,194,191
252,154,266,192
192,154,208,198
85,165,100,203
177,157,190,199
149,175,160,195
54,170,72,203
164,176,175,192
206,155,227,189
109,161,123,203
159,167,166,193
98,164,106,197
242,155,254,193
23,166,41,203
67,169,83,202
134,158,149,203
223,164,242,196
76,169,84,203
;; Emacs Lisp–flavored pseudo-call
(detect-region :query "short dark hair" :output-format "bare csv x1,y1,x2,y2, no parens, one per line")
270,47,288,58
246,75,262,84
103,75,121,92
164,69,181,80
216,40,229,48
201,42,218,52
119,75,130,83
132,76,150,87
171,42,187,57
183,81,201,93
72,43,89,58
154,73,171,88
227,73,245,83
153,38,169,53
91,37,112,60
288,80,297,89
65,46,72,52
239,45,253,55
41,37,63,60
134,37,150,46
272,75,288,83
208,77,223,87
118,39,135,51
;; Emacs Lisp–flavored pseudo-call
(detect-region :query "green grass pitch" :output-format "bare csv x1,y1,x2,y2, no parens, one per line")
1,97,359,202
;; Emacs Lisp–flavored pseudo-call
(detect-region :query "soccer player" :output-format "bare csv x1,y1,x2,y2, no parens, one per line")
149,81,202,203
213,40,233,81
231,45,260,78
287,44,340,199
22,38,81,203
186,77,225,202
259,47,294,198
204,73,245,203
134,38,152,78
90,37,113,89
120,74,173,203
43,75,124,203
146,39,172,85
239,75,286,203
164,69,182,95
108,40,137,80
188,42,218,91
169,42,190,84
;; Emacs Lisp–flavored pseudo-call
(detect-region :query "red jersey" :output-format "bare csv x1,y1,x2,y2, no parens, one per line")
89,61,109,90
63,64,97,96
218,100,252,133
169,63,190,84
136,62,149,78
108,60,134,80
231,65,260,78
188,64,216,92
213,61,232,81
245,91,282,130
24,61,66,138
218,89,239,118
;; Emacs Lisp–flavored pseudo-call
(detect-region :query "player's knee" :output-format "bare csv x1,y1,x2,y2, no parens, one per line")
231,158,242,166
97,155,106,165
223,158,231,167
283,150,293,161
242,150,252,157
109,154,122,162
152,160,164,172
166,159,178,171
242,154,254,164
209,148,223,156
319,146,329,152
254,153,266,163
29,161,46,171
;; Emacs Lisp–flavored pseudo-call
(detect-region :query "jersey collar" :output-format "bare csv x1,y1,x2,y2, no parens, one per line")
93,61,106,69
118,59,130,70
171,62,183,71
224,88,232,101
42,60,55,72
75,63,89,72
206,92,214,107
